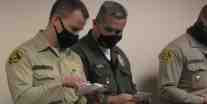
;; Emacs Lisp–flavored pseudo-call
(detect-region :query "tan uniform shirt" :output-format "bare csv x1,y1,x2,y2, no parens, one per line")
159,33,207,104
5,30,87,104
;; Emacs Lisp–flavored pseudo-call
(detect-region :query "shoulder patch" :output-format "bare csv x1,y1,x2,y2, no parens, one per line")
8,49,24,64
160,48,174,64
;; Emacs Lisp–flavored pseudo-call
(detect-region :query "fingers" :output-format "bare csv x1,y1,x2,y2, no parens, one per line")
124,101,137,104
120,94,134,101
118,94,141,104
63,75,86,89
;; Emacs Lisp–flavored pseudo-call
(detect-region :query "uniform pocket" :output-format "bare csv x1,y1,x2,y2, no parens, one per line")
48,100,63,104
118,68,135,93
33,70,55,81
187,62,207,90
92,64,112,87
187,62,207,72
32,65,55,86
93,64,107,77
119,68,132,76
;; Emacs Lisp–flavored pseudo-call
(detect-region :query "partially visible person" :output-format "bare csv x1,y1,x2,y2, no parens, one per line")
159,4,207,104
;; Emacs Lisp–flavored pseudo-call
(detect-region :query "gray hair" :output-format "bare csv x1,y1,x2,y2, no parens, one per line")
197,5,207,26
96,1,128,23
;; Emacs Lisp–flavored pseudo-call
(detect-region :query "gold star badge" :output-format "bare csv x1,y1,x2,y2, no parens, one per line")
160,48,173,64
8,49,24,64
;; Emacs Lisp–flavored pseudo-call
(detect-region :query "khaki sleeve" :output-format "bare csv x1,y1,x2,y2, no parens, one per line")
5,48,63,104
158,47,204,104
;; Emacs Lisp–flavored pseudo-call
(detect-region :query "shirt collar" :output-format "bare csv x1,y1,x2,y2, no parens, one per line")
34,29,73,57
189,34,207,54
91,30,111,52
32,29,50,52
190,35,207,48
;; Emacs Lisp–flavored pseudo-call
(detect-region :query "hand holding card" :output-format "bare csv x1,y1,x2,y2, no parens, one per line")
78,83,107,95
133,91,152,104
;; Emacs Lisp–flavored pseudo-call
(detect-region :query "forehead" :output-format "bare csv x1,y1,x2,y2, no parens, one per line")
65,9,84,18
103,16,127,29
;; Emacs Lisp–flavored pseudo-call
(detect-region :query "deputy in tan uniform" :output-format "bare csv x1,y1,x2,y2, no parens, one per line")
5,0,89,104
159,5,207,104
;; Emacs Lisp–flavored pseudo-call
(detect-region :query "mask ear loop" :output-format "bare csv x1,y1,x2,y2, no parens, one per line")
59,18,67,30
53,17,63,34
53,25,58,34
53,17,67,34
59,18,79,39
59,18,79,35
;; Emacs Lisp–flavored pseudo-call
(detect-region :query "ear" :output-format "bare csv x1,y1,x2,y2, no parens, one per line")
92,19,97,30
92,19,97,28
51,16,63,33
92,19,101,38
93,19,96,25
92,19,98,30
51,16,60,27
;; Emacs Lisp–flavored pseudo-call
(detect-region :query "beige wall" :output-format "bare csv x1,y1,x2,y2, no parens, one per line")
0,0,206,103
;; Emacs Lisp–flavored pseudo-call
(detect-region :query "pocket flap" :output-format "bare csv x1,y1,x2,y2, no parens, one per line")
120,68,132,76
33,69,54,81
93,64,108,77
187,62,207,72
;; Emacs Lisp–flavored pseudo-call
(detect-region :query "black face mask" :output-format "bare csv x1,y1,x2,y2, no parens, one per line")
54,18,79,49
98,34,122,49
188,22,207,46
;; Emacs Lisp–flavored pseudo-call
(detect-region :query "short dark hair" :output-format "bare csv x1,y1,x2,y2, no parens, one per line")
49,0,89,20
96,1,128,23
196,5,207,26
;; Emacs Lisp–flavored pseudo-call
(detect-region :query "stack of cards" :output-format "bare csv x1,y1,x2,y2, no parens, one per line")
79,83,107,95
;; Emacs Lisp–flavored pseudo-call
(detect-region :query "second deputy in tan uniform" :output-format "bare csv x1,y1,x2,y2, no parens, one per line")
5,0,90,104
159,5,207,104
